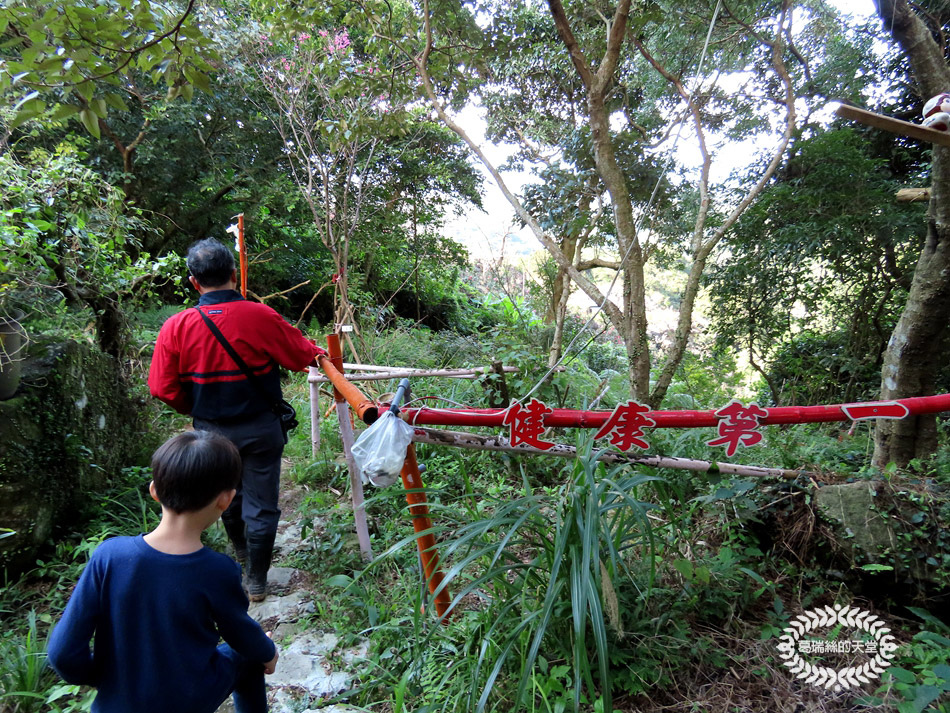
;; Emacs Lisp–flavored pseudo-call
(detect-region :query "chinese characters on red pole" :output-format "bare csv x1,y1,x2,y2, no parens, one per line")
503,398,555,450
706,400,768,456
594,400,655,451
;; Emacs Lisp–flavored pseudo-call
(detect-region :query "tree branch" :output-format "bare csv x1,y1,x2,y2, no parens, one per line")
546,0,595,90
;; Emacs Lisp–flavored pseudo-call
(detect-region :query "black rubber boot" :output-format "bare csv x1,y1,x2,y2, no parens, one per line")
221,509,248,566
246,531,276,602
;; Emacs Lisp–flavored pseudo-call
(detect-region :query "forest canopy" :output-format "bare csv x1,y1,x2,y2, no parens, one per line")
2,2,950,713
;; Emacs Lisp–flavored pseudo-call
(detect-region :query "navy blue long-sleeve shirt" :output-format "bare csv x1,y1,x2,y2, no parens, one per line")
47,535,276,713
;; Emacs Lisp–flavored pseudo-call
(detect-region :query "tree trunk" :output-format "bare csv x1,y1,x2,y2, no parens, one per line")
872,0,950,468
547,235,577,366
547,0,651,400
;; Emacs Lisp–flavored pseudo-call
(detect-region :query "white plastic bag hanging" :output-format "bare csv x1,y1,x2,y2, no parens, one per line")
351,410,414,487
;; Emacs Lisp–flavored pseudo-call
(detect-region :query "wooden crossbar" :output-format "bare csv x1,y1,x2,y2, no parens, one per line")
835,103,950,148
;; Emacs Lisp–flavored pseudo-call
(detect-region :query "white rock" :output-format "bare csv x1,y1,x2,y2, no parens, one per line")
268,566,297,590
248,591,314,622
267,633,351,696
274,521,316,554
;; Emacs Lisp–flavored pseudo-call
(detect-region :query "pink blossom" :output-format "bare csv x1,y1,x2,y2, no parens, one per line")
332,30,350,52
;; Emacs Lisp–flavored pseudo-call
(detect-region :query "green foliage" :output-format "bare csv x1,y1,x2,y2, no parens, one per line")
248,17,483,327
865,483,950,594
366,437,664,712
861,608,950,712
0,465,160,712
0,142,177,355
0,1,219,135
0,610,54,713
764,329,886,406
709,127,925,405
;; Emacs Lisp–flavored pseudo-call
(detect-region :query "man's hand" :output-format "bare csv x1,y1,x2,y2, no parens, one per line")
264,631,279,675
309,346,328,366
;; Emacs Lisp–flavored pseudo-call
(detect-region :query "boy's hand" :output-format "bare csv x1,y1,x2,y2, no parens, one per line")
264,631,278,675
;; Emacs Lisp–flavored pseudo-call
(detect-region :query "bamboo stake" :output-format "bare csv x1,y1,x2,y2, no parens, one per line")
896,187,930,202
309,366,320,456
835,103,950,148
410,427,809,479
308,365,519,383
327,335,373,561
338,363,428,372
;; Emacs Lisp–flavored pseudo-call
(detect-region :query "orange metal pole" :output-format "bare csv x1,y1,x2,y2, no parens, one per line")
237,213,247,298
401,442,451,620
320,334,378,424
322,333,450,619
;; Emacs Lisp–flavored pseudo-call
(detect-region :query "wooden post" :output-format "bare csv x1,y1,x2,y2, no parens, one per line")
834,103,950,147
309,366,320,456
327,335,373,561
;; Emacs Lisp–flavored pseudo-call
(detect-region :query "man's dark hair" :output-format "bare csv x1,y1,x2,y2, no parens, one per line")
186,238,235,288
151,431,241,513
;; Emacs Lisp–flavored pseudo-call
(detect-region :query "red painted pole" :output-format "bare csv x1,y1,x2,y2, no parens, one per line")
319,335,450,619
401,443,451,620
400,393,950,430
237,214,247,298
318,335,378,424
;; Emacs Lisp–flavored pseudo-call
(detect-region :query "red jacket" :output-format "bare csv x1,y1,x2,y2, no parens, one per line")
149,290,321,420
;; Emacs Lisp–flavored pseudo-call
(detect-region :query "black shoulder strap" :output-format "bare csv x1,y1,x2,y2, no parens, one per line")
193,307,280,408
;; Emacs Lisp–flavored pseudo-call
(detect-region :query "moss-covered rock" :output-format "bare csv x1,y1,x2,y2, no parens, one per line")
0,339,157,573
814,480,948,590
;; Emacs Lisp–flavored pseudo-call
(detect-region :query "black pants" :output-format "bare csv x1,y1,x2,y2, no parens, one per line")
214,643,268,713
194,410,285,539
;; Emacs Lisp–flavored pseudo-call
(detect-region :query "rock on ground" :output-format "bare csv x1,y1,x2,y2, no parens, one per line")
216,515,368,713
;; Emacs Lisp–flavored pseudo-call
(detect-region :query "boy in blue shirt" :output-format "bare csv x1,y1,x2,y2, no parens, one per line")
47,430,280,713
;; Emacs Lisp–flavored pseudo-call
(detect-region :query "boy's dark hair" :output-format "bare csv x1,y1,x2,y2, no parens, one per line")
186,238,235,288
151,431,241,513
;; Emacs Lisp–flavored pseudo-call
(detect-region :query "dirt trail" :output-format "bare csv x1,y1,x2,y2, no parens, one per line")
216,484,367,713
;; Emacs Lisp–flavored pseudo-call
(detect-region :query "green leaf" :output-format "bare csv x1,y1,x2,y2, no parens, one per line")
49,103,79,122
325,574,352,588
912,684,941,712
888,667,917,684
79,108,101,138
103,93,128,112
183,65,210,93
860,563,894,572
12,90,40,111
739,567,766,585
90,98,108,118
44,685,81,703
672,558,693,581
9,101,46,129
908,607,950,634
931,664,950,682
77,80,94,101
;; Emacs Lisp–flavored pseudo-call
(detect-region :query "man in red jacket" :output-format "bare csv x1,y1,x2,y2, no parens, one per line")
149,238,325,601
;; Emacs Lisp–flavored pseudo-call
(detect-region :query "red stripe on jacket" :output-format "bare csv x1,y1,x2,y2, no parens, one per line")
148,292,320,419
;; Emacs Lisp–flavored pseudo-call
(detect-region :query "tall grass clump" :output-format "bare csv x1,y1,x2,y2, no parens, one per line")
0,610,54,713
372,436,665,712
